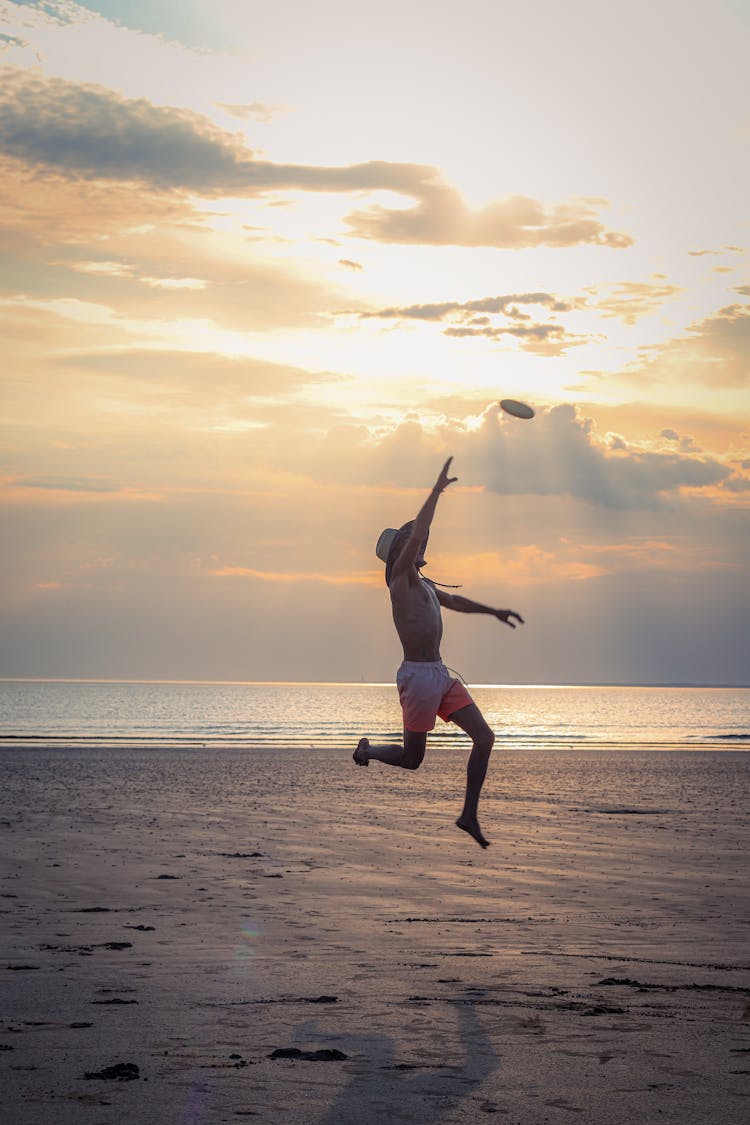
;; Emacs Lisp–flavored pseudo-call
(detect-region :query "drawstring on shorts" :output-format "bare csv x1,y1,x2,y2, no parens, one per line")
446,665,469,687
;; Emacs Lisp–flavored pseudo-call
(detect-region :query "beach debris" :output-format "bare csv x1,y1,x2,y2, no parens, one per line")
304,995,338,1004
41,942,132,954
220,851,263,858
92,998,138,1005
597,977,750,995
268,1047,348,1061
84,1062,140,1081
6,964,40,970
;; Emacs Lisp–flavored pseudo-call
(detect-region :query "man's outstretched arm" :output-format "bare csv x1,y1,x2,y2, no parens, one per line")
393,457,457,577
434,587,524,629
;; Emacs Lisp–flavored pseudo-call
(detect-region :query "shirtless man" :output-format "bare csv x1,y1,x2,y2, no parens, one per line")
353,457,524,848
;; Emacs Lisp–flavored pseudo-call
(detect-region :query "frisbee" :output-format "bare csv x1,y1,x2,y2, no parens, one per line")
500,398,535,419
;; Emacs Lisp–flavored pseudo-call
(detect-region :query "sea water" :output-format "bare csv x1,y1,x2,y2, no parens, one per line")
0,680,748,751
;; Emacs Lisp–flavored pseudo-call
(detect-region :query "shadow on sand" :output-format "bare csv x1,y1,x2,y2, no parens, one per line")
295,998,500,1124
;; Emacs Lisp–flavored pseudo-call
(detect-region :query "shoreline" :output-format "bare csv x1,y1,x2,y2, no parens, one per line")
2,740,749,752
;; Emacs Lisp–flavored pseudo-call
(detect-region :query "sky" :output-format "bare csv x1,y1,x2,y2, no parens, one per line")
1,0,748,685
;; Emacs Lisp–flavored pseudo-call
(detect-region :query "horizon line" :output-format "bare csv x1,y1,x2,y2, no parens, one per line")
1,677,748,690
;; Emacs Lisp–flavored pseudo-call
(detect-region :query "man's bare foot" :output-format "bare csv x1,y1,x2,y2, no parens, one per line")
456,816,489,849
353,738,370,767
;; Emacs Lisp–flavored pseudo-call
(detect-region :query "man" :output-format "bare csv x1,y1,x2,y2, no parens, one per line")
353,457,524,848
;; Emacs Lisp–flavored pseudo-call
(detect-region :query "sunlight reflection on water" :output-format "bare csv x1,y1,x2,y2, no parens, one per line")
1,681,748,751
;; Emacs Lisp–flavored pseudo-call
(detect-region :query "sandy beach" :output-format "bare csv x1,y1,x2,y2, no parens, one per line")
2,744,749,1123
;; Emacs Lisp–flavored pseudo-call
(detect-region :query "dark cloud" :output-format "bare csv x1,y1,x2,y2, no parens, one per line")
0,69,449,198
724,474,750,492
0,33,29,49
361,292,570,321
461,405,731,507
358,292,590,356
441,320,589,357
0,68,263,191
302,404,734,510
0,69,632,249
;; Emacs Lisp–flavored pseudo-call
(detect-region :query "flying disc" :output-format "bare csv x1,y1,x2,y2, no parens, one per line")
499,398,535,419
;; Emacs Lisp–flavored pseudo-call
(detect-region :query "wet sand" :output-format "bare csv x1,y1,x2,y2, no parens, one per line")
2,745,749,1123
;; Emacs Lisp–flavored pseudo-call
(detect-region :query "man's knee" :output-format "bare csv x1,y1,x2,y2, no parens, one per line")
402,734,426,770
476,727,495,754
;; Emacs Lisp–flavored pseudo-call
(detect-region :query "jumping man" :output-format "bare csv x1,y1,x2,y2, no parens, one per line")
353,457,524,848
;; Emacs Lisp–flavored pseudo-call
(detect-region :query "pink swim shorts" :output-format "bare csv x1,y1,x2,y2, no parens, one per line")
396,660,473,732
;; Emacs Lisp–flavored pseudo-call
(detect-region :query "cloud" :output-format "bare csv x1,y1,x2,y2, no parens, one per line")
357,292,590,356
688,245,745,256
9,475,122,493
207,565,379,586
60,348,346,404
440,545,607,586
346,184,633,249
582,302,750,391
303,405,735,510
0,206,350,334
0,33,29,50
456,405,733,507
0,155,190,247
361,292,575,322
588,278,682,325
0,69,633,249
216,102,287,123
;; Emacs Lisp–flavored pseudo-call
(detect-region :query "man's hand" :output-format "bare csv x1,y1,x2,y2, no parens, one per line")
495,609,525,629
434,457,458,493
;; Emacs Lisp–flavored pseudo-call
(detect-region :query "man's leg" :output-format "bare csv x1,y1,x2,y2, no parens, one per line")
448,703,495,848
353,729,427,770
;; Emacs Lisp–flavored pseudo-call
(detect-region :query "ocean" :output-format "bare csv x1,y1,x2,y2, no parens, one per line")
0,680,748,752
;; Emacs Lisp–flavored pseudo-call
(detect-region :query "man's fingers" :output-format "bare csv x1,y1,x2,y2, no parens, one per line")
498,610,524,627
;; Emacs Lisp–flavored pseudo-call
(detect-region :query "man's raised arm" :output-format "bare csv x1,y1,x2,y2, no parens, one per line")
394,457,457,576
